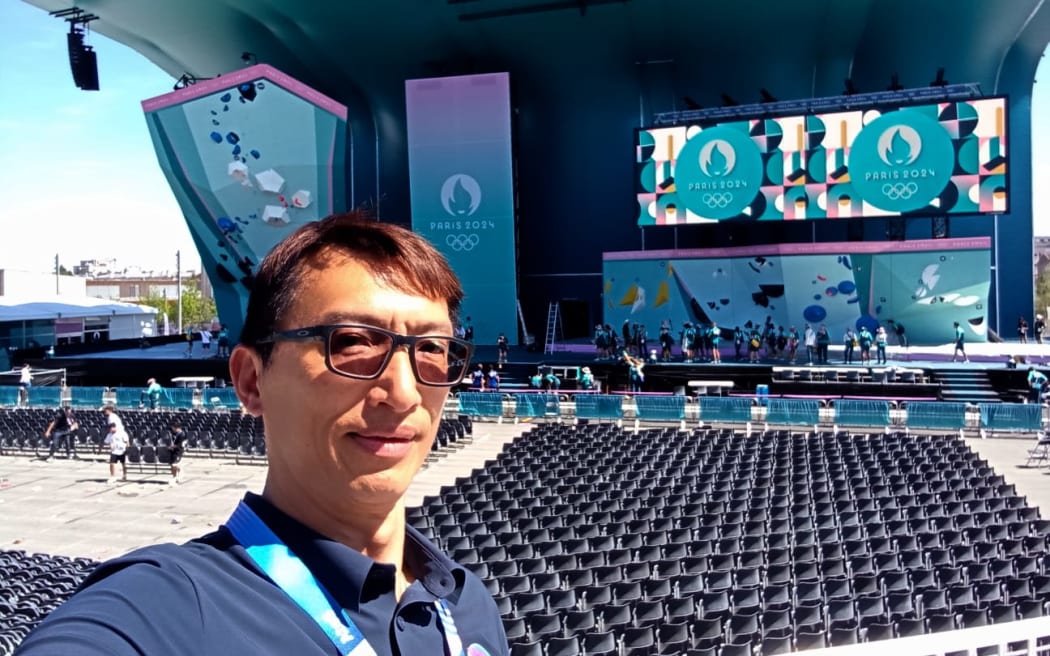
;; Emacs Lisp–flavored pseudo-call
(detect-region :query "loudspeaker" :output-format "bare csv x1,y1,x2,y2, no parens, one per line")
67,31,99,91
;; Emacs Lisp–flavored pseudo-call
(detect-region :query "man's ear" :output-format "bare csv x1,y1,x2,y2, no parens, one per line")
229,345,264,416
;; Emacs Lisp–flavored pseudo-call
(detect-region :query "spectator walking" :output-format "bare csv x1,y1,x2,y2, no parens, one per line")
816,325,831,364
18,363,32,405
1028,367,1048,403
217,324,231,358
875,326,888,365
44,405,78,461
952,321,969,363
184,326,195,358
168,421,188,484
102,406,129,484
140,377,163,409
1037,315,1046,344
710,322,722,364
470,363,485,390
496,332,509,366
579,366,596,390
888,319,908,348
804,324,816,364
858,326,873,364
843,328,856,364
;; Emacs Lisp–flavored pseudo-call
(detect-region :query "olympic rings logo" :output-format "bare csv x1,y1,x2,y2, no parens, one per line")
702,192,733,208
882,182,919,200
446,234,480,251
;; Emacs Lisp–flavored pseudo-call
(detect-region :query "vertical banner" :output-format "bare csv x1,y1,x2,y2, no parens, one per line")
406,73,517,345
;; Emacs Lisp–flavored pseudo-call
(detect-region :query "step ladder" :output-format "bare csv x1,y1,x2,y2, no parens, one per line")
543,302,562,354
516,299,535,348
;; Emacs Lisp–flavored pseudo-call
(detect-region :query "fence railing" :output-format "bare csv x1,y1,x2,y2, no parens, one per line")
448,392,1048,436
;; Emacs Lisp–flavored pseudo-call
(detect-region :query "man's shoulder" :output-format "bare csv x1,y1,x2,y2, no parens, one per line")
15,536,247,655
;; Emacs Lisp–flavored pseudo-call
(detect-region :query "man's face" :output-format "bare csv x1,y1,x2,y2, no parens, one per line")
249,254,453,513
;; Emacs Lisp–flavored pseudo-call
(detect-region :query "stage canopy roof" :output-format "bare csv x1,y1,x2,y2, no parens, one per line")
23,0,1050,123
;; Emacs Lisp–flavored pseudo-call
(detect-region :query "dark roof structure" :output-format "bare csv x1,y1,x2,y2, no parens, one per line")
21,0,1050,338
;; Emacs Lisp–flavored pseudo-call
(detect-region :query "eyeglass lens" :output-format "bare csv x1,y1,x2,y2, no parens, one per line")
327,326,469,384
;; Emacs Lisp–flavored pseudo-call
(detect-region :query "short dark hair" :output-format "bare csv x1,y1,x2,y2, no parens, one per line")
240,210,464,364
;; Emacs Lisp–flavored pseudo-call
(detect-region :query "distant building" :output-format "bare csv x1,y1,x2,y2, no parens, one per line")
1036,237,1050,279
0,269,159,351
85,271,212,303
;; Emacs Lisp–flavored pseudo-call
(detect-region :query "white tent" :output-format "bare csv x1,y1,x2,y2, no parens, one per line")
0,295,156,322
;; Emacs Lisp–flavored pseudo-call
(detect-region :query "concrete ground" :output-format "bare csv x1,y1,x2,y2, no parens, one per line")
2,423,1050,562
0,422,528,562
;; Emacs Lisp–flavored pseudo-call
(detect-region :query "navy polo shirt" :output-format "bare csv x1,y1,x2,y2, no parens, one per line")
15,493,509,656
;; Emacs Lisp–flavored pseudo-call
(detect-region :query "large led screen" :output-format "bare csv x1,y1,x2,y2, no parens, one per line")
604,238,990,345
637,97,1007,224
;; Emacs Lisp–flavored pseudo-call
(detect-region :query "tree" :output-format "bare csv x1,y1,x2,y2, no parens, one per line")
138,290,174,320
180,282,217,329
1036,271,1050,321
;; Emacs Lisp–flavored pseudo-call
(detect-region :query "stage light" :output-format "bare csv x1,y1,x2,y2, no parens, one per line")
720,92,739,107
843,77,859,96
930,67,948,87
887,73,904,92
66,27,99,91
682,96,702,110
51,8,100,91
759,88,777,103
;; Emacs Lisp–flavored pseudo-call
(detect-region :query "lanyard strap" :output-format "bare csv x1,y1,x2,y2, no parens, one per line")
226,502,464,656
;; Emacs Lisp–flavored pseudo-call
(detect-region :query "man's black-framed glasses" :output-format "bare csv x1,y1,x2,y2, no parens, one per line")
257,324,473,386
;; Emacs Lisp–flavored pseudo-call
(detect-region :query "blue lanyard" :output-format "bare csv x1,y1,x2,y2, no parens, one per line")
226,502,464,656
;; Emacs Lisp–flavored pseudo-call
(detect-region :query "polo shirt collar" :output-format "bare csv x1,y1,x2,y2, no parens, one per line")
240,493,462,608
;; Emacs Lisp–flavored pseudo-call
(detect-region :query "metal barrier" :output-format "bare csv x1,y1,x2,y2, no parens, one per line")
574,394,624,420
698,397,754,424
765,398,821,427
0,385,21,407
834,399,892,429
633,395,686,422
162,387,197,410
27,386,61,408
514,393,560,420
904,401,968,432
445,393,1042,440
457,392,506,420
203,387,242,411
978,402,1044,437
69,386,106,409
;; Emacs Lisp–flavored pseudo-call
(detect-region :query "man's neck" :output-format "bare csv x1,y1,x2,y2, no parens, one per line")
261,479,407,567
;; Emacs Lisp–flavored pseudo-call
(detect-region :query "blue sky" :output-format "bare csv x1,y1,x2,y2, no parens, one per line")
0,0,197,274
1,1,1048,275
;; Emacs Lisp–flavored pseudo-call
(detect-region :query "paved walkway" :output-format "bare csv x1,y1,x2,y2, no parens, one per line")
3,424,1050,562
0,422,528,561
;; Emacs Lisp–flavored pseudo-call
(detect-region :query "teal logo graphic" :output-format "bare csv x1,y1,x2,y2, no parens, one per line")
700,140,735,176
441,174,481,216
850,110,953,213
676,126,762,220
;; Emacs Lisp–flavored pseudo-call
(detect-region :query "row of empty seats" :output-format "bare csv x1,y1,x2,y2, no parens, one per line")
0,550,98,655
0,408,472,464
410,423,1050,655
